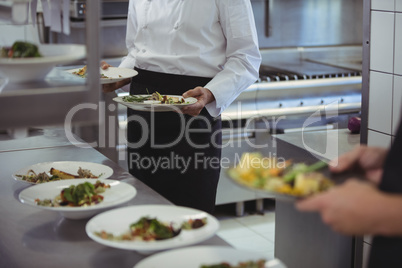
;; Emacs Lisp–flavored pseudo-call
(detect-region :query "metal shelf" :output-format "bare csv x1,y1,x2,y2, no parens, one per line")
0,1,103,129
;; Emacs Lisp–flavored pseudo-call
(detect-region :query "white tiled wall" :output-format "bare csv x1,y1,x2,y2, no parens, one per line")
369,3,402,143
371,0,395,11
370,11,394,73
368,71,393,134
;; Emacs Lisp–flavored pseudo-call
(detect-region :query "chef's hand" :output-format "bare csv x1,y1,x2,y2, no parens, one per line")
329,145,388,185
296,180,387,236
100,60,131,93
181,87,215,116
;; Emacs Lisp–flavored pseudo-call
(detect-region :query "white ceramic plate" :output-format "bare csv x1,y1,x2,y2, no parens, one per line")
13,161,114,185
85,205,219,253
0,44,85,83
113,95,197,112
65,67,138,84
18,179,137,220
134,246,287,268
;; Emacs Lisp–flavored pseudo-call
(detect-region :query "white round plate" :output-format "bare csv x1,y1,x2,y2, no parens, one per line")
113,95,197,112
0,44,85,83
18,179,137,220
13,161,114,185
134,246,287,268
65,67,138,84
85,205,219,253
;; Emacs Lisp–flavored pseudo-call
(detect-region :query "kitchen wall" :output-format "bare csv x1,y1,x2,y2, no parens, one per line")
362,0,402,267
367,0,402,147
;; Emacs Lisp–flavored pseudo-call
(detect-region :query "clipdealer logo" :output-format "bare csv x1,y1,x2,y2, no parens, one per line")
301,100,339,166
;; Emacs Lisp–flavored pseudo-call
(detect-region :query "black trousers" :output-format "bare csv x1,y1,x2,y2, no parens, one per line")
126,68,222,213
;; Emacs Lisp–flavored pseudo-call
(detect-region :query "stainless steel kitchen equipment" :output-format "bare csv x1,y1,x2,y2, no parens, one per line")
69,0,128,20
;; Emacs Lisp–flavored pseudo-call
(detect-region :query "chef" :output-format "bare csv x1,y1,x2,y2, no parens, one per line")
103,0,261,213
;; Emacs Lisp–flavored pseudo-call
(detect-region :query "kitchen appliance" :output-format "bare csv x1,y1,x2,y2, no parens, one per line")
69,0,128,20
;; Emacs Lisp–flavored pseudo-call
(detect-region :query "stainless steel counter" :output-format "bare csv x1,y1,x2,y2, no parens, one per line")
273,128,360,161
272,129,361,268
0,130,229,268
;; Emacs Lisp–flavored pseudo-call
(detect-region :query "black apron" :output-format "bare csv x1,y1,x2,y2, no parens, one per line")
368,122,402,267
126,68,222,213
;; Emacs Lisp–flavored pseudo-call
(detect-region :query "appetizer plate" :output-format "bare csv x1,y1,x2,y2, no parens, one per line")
13,161,114,185
85,205,220,253
0,44,85,83
65,67,138,84
113,95,197,112
18,179,137,220
134,246,287,268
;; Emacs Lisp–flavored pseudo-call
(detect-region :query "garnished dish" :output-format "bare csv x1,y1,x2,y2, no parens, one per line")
35,180,110,207
113,93,197,112
71,65,110,78
1,41,42,58
13,161,114,185
122,91,186,104
18,179,137,220
200,259,266,268
65,66,137,84
15,167,102,184
227,152,332,198
85,205,219,252
95,216,181,241
95,216,208,241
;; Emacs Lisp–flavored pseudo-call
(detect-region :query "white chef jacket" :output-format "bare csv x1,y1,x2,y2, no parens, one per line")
119,0,261,117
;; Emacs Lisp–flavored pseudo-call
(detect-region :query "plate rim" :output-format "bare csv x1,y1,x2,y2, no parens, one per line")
13,161,114,185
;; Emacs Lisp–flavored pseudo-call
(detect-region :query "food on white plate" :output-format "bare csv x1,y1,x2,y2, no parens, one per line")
181,217,208,230
95,216,182,241
72,65,113,79
1,41,42,58
35,180,110,207
227,152,332,197
122,91,186,104
200,259,266,268
15,167,103,184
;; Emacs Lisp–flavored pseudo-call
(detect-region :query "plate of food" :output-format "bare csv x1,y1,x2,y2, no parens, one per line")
226,152,333,201
134,246,287,268
113,91,197,112
0,41,85,83
13,161,113,184
18,179,137,220
65,65,138,84
85,205,219,253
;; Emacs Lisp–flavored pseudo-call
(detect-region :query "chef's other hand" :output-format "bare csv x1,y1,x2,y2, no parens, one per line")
181,87,215,116
296,180,386,236
100,61,131,93
329,145,388,185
